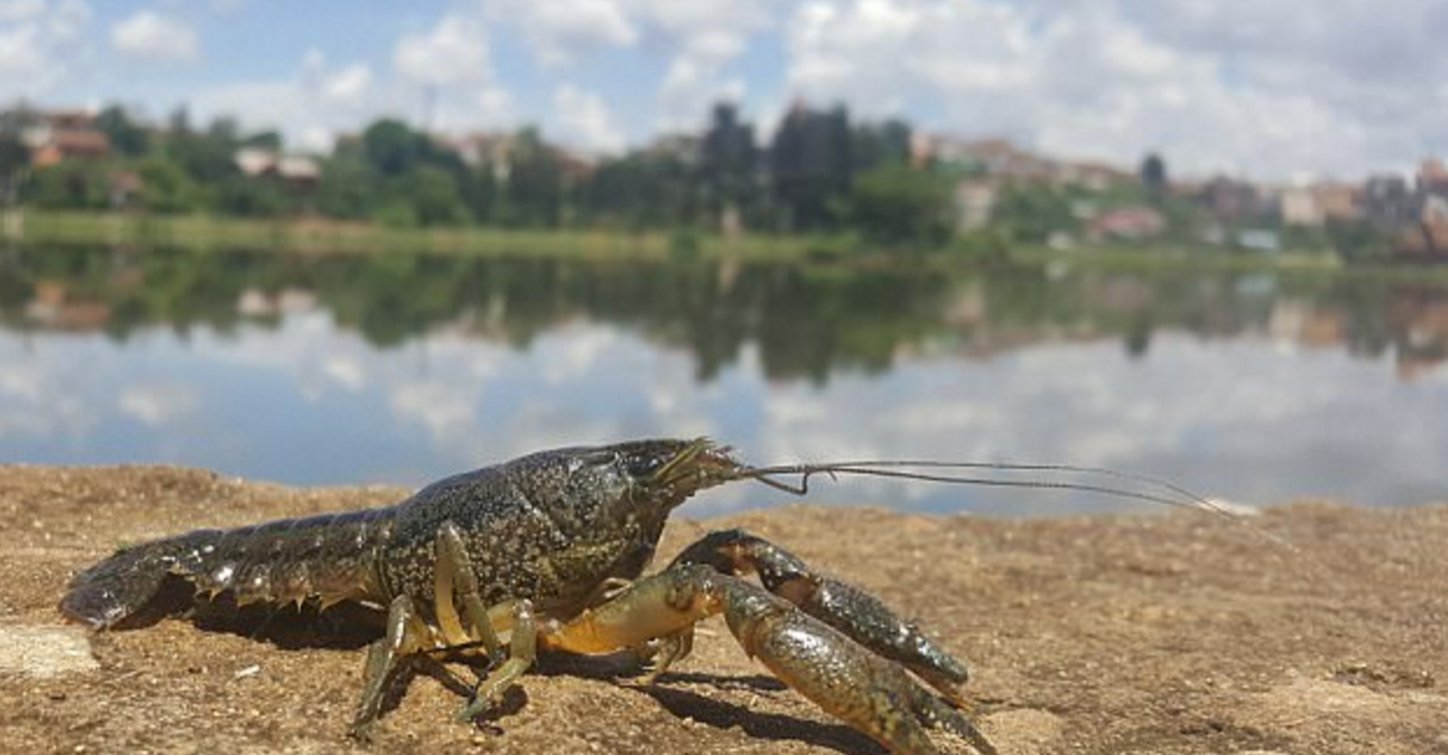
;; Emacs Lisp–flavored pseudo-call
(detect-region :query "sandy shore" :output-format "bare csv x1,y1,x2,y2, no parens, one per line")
1,465,1445,754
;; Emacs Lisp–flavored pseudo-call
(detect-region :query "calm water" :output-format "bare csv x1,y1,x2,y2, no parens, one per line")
3,244,1446,516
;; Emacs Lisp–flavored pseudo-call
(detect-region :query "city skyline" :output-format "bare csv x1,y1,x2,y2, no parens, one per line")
2,0,1445,181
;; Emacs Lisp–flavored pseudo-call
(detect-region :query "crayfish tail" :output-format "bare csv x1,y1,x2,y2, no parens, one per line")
59,532,217,629
61,507,398,630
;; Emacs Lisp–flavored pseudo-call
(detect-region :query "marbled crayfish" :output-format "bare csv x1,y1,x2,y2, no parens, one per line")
61,438,1230,754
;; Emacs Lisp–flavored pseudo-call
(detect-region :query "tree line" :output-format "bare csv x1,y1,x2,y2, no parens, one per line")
0,101,959,246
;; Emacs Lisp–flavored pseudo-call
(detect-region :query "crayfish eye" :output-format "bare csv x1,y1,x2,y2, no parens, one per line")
620,451,676,482
613,439,708,483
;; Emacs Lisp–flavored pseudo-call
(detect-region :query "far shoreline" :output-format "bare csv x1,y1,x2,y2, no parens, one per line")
7,207,1448,283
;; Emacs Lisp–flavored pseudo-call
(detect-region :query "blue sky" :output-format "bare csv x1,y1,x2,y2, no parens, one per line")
2,0,1445,179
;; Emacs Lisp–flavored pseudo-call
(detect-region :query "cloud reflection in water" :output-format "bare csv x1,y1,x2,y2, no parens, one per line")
2,308,1444,516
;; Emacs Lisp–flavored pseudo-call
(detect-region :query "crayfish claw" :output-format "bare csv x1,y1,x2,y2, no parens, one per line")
719,579,995,755
671,529,975,706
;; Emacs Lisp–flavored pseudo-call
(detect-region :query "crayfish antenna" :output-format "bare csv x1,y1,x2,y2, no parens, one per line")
738,458,1298,553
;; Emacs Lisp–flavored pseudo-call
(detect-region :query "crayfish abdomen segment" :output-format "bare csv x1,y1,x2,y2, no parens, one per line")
60,507,397,628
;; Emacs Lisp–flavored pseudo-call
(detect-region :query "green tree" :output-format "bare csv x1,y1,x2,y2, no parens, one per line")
849,164,953,246
96,105,149,157
502,128,564,227
29,164,109,209
1324,219,1389,261
407,165,465,226
0,137,27,203
167,106,192,137
993,185,1075,244
242,130,283,151
699,102,756,223
458,163,498,223
136,158,197,213
215,175,285,217
578,152,695,228
1140,153,1167,197
769,103,853,230
850,119,912,173
164,114,240,190
317,154,379,219
362,119,422,176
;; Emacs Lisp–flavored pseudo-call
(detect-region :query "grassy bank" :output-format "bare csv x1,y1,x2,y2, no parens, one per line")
6,208,1447,282
1,208,847,261
1018,242,1448,283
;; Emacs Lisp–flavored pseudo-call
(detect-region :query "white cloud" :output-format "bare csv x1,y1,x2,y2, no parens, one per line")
322,356,365,392
553,84,624,153
0,0,89,98
486,0,638,66
523,0,778,129
394,14,490,86
0,25,48,83
657,57,747,131
118,384,199,427
390,381,478,443
321,62,371,105
655,28,753,130
781,0,1448,179
480,0,775,130
193,50,383,152
388,13,516,133
195,29,516,154
110,10,198,62
0,0,43,22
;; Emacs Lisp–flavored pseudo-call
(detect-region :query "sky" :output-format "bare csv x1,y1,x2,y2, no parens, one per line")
1,0,1445,181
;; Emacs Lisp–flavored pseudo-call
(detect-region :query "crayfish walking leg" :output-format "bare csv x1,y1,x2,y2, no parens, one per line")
350,521,535,740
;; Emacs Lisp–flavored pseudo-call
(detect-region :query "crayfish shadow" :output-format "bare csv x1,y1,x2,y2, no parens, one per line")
531,656,872,754
186,594,385,651
101,575,385,650
378,657,528,727
532,652,787,693
637,684,886,755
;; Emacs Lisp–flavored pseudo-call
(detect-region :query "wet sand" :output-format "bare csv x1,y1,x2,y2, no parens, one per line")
1,465,1444,754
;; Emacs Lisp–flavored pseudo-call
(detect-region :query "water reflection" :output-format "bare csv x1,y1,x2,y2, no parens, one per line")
1,243,1446,514
0,245,959,383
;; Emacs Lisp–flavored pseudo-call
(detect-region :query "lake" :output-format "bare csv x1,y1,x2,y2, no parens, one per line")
2,243,1445,516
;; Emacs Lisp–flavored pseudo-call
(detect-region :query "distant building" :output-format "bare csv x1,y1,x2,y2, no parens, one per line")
1313,182,1362,222
1280,187,1323,227
233,148,320,185
1363,174,1416,227
24,281,111,330
1386,288,1448,381
1272,181,1361,227
953,180,996,231
551,146,596,186
1236,229,1282,252
1419,158,1448,197
20,109,111,168
1055,160,1132,191
1087,207,1165,241
234,147,274,176
1424,195,1448,225
442,132,517,180
108,170,143,209
1199,176,1272,222
914,135,1054,182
